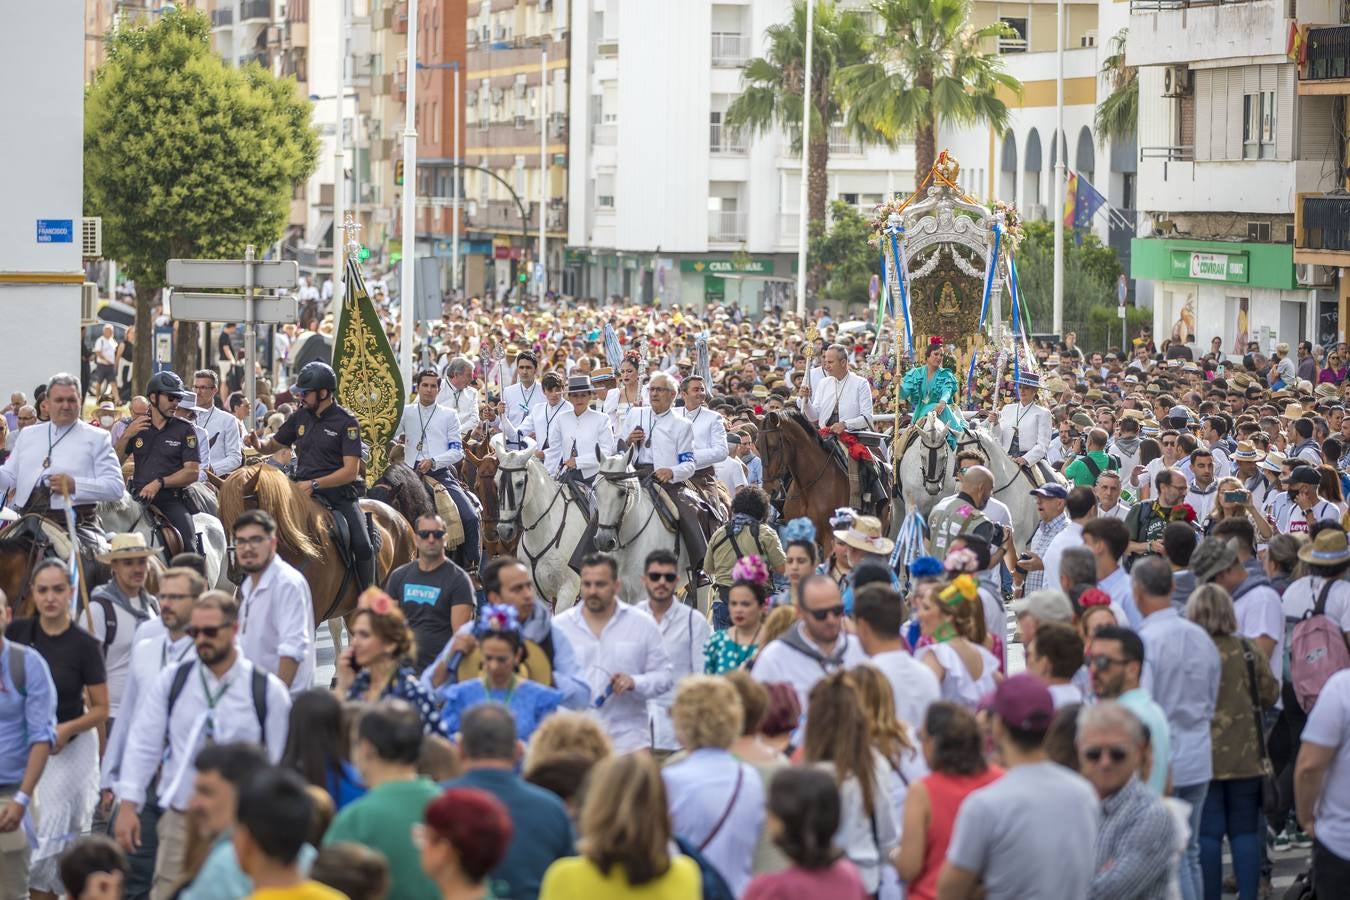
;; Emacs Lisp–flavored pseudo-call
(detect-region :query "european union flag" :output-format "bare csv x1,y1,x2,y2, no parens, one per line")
1064,170,1109,242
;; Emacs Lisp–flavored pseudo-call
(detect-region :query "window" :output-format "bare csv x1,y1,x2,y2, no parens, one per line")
1243,90,1276,159
601,82,618,124
999,17,1027,53
596,173,615,209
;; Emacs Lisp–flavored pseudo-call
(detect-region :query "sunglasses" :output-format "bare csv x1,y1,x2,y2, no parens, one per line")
186,624,231,639
416,529,447,539
1088,654,1127,670
1082,745,1131,764
646,571,678,583
807,604,845,621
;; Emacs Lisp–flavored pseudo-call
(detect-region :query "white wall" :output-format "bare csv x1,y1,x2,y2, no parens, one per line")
1126,0,1332,68
0,0,82,393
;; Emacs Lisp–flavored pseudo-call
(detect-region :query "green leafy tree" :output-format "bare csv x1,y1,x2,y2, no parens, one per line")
1095,29,1137,142
810,201,877,308
839,0,1021,192
1013,220,1127,350
85,10,318,385
725,1,888,237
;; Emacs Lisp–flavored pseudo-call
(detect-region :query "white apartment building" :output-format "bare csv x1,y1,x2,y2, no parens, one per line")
210,0,277,68
1127,0,1345,351
566,0,915,313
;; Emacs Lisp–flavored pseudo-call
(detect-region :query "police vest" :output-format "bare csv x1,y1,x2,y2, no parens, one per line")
929,499,989,559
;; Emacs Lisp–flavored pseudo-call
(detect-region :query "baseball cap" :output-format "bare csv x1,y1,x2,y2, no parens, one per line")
985,674,1054,732
1029,484,1068,500
1011,589,1074,622
1287,465,1322,486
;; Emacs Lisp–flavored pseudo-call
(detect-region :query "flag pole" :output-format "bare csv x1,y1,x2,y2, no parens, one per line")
794,0,815,319
1052,0,1065,336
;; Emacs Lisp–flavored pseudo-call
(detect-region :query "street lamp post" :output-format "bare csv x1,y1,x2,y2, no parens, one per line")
399,0,419,377
333,0,348,312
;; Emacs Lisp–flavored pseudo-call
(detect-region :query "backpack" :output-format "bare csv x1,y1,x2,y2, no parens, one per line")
89,593,117,653
166,660,270,745
672,836,735,900
1289,580,1350,713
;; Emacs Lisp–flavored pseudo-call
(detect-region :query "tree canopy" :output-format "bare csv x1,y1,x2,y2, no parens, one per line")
810,201,877,310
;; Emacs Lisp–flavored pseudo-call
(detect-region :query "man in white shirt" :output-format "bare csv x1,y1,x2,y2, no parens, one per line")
499,371,567,456
94,324,120,399
633,549,710,755
553,553,673,754
500,350,547,434
853,581,939,735
1295,669,1350,882
546,375,616,485
715,434,750,498
993,371,1053,476
1095,470,1131,521
680,375,730,514
442,356,481,437
1277,465,1340,535
189,370,242,478
1185,448,1220,521
232,510,315,696
113,593,291,900
752,574,867,716
797,343,874,436
393,367,481,573
1042,487,1096,597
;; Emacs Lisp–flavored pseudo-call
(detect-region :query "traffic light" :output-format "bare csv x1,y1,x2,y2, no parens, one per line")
358,246,370,262
518,270,528,283
395,160,404,186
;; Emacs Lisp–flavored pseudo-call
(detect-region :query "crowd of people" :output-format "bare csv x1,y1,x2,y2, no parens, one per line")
2,294,1350,900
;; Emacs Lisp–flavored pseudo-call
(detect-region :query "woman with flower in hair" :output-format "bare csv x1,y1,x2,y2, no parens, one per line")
704,556,772,674
773,516,820,606
901,337,963,445
436,604,564,741
601,351,646,430
912,576,1000,708
336,587,451,737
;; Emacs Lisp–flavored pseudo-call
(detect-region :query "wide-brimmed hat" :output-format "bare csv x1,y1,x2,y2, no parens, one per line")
1299,529,1350,566
1192,537,1240,584
98,532,156,563
1015,372,1042,390
1258,450,1287,473
591,366,616,383
1315,383,1340,401
567,375,594,395
1284,403,1305,420
833,515,895,556
1230,441,1265,463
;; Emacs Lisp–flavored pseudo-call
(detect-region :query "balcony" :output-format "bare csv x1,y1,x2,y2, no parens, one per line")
394,69,407,102
709,122,746,154
211,8,233,27
828,125,861,155
240,0,270,24
465,199,530,233
548,112,567,139
708,210,747,242
546,204,568,232
711,32,749,67
1140,144,1194,161
997,36,1027,53
1295,193,1350,264
1300,25,1350,94
1126,0,1316,69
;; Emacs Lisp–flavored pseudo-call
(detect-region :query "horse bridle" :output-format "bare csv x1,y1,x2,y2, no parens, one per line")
918,426,949,496
595,467,660,549
759,417,832,502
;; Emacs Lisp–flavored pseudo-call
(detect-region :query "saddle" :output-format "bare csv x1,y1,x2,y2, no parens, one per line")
311,493,384,580
820,434,892,518
420,474,466,550
0,513,110,605
142,505,186,558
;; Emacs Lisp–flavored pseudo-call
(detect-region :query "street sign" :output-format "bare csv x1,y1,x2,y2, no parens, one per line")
36,220,73,243
166,258,299,290
171,293,298,325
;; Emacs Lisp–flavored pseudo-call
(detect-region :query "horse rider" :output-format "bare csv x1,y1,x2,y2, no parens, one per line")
119,371,201,559
618,370,709,575
496,371,567,454
500,350,548,436
442,356,481,438
547,374,617,491
797,341,888,511
246,361,375,589
679,374,730,515
992,370,1053,481
0,371,123,530
190,369,243,478
392,367,483,574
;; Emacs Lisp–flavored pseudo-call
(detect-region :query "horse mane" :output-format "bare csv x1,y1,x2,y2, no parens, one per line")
373,464,434,523
780,409,827,450
219,465,322,560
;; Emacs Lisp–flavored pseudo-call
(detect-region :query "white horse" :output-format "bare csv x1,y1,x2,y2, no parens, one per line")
490,434,588,611
592,448,694,607
97,491,231,591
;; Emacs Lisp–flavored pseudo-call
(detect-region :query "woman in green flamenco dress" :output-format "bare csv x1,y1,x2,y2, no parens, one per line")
902,336,964,447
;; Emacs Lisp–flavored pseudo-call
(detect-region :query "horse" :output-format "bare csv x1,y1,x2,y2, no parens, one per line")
218,463,418,626
490,434,588,611
366,457,436,530
0,517,112,617
755,410,889,559
463,440,517,559
593,447,695,608
97,491,231,592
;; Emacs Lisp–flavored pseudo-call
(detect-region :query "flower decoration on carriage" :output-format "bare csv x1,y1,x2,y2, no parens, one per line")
868,196,911,248
474,603,521,637
989,199,1025,248
781,517,817,545
829,507,858,530
731,555,772,591
943,547,980,574
357,587,396,616
908,555,945,579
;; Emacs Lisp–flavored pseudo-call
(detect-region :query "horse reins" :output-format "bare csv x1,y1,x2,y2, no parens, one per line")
497,460,581,602
596,468,661,550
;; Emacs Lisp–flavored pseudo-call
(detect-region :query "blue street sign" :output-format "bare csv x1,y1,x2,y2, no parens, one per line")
36,220,74,243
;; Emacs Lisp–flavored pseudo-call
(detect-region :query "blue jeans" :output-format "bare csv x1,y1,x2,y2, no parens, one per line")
1200,777,1262,900
1175,781,1209,900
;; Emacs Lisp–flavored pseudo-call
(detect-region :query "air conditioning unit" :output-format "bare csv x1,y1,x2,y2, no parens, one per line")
1162,65,1190,98
81,217,102,259
81,282,98,322
1297,263,1337,287
1081,30,1097,48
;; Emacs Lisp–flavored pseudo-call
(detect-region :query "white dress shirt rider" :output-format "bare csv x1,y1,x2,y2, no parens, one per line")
394,371,466,474
798,345,874,433
0,378,124,511
441,357,481,437
190,374,243,477
620,373,696,484
501,376,568,453
500,353,547,432
995,379,1053,467
680,378,728,471
547,386,617,481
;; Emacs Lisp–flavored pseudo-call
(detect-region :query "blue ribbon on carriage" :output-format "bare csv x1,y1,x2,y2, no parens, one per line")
966,223,1003,403
1007,254,1035,370
63,501,80,620
602,323,623,369
886,225,914,359
1009,253,1022,386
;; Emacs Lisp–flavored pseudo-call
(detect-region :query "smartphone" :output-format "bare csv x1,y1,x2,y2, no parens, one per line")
1223,490,1249,504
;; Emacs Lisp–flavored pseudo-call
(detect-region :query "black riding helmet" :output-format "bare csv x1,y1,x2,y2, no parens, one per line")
146,371,186,398
294,361,338,394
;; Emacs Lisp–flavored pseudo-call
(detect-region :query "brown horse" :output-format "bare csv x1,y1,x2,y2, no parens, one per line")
462,439,518,559
218,464,417,625
755,410,890,559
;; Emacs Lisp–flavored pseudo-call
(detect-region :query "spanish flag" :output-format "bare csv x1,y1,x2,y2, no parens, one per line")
333,252,405,480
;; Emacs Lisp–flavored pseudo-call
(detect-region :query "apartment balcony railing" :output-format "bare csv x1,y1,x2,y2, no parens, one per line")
548,112,567,139
394,1,408,34
708,210,747,242
709,122,746,154
828,125,861,155
711,32,750,67
1298,194,1350,253
1139,145,1194,161
240,0,271,24
211,8,233,27
1305,25,1350,81
997,36,1027,53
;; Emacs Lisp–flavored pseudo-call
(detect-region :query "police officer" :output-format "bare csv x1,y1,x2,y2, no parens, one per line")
123,371,200,557
247,361,374,588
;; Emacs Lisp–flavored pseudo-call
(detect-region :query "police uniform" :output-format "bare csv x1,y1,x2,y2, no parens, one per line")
682,405,728,511
392,399,481,571
547,406,617,483
196,405,243,476
129,415,199,553
501,379,548,433
0,419,124,521
272,401,374,585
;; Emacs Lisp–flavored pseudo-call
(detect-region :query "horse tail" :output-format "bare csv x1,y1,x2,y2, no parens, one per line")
254,467,322,561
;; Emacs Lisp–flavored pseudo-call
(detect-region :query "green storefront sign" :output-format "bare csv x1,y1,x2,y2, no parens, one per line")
680,258,776,275
1168,250,1247,283
1131,238,1297,291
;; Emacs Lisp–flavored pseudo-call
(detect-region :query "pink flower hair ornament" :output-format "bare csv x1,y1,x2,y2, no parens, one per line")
943,547,980,574
357,587,396,617
731,554,771,589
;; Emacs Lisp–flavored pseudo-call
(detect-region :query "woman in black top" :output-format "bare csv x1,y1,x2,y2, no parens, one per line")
116,325,136,402
5,559,107,899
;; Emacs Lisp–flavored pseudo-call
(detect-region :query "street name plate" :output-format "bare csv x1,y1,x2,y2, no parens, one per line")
166,258,300,290
171,293,298,324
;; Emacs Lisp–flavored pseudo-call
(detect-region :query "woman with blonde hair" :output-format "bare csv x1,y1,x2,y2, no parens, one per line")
335,587,449,737
1202,476,1274,540
525,710,614,772
724,672,790,875
538,754,700,898
802,672,897,897
913,576,1000,708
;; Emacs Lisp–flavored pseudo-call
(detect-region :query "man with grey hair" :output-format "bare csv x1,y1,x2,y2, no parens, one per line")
796,343,874,436
441,356,480,437
0,373,124,524
1078,701,1177,899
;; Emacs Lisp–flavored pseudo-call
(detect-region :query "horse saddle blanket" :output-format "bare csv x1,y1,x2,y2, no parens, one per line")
421,474,465,550
641,480,682,533
1020,461,1055,488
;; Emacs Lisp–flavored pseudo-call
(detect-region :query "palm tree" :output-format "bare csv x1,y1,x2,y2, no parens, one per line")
725,1,886,232
1094,29,1137,142
838,0,1020,193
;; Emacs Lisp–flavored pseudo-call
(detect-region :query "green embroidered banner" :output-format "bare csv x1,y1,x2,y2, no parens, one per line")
333,254,404,480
